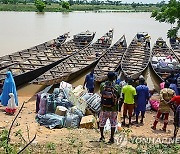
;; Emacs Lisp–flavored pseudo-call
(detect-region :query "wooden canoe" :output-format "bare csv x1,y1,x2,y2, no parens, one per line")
151,37,180,81
94,35,127,82
0,31,95,87
121,32,151,79
0,33,69,70
31,29,114,85
170,39,180,62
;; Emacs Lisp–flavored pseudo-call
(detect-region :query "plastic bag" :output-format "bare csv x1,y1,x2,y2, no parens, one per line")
36,113,65,129
146,101,151,111
86,93,101,113
104,119,111,132
46,95,57,113
59,81,72,90
38,93,47,115
65,112,81,128
150,100,159,111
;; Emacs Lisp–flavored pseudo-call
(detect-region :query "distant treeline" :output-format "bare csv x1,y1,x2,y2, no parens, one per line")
0,0,166,12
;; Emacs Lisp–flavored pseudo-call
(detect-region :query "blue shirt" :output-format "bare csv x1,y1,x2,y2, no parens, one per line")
136,85,149,111
85,73,95,89
169,84,179,95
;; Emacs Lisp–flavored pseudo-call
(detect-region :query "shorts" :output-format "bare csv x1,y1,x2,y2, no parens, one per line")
123,103,135,117
99,111,117,128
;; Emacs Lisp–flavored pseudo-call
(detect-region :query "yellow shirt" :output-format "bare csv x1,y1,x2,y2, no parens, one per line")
122,85,136,104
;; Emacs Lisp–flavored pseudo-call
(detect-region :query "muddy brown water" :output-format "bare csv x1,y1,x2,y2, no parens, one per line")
0,12,169,96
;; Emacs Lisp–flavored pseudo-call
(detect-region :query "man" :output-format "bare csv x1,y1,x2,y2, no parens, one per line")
135,78,149,124
83,70,95,93
122,78,137,127
168,95,180,139
99,72,121,144
145,35,151,48
151,82,175,132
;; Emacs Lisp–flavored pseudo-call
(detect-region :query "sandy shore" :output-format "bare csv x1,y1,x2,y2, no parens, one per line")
0,84,179,153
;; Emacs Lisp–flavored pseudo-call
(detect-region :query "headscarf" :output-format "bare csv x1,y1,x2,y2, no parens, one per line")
7,93,16,109
0,71,18,106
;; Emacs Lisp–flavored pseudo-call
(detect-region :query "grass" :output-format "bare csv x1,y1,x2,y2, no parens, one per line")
0,3,159,12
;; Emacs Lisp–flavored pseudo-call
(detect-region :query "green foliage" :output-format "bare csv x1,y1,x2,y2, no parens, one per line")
61,1,70,9
34,0,46,12
0,129,17,154
151,0,180,38
131,2,137,8
46,142,56,150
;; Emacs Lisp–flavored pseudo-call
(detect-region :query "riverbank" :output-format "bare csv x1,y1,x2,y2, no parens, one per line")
0,4,159,12
0,85,179,153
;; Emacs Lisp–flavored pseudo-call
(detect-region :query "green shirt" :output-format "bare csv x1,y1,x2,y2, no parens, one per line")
100,81,121,111
122,84,136,104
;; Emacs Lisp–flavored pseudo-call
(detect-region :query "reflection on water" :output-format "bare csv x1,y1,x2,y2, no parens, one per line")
0,12,171,56
0,11,168,95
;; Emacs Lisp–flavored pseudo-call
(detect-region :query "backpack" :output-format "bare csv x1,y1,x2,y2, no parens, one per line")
101,82,117,108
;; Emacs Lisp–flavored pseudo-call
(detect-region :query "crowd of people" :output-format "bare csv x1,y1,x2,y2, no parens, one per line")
83,70,180,144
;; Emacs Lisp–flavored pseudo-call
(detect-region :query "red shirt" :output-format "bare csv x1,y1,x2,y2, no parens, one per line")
171,96,180,105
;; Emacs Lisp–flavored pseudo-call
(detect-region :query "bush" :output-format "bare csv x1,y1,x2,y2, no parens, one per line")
34,0,46,12
61,1,70,9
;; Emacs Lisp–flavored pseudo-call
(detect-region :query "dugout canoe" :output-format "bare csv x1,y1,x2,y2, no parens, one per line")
170,38,180,62
0,31,95,87
150,38,180,81
121,32,151,79
94,35,127,82
32,29,114,85
0,33,69,70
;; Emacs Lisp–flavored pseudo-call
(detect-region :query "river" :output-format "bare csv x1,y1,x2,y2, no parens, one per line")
0,11,172,94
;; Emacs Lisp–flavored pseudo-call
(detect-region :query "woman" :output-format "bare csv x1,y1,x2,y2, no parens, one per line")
0,71,18,106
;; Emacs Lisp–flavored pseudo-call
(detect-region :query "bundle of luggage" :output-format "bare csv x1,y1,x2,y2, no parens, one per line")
35,81,101,129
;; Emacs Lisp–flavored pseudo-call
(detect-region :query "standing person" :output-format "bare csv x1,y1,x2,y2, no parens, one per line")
168,96,180,140
118,77,128,112
83,70,95,93
169,78,179,95
135,78,149,124
145,35,151,48
151,82,175,132
99,72,121,144
122,78,137,127
0,71,18,106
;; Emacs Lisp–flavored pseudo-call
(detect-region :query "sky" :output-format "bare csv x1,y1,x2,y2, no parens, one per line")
121,0,169,3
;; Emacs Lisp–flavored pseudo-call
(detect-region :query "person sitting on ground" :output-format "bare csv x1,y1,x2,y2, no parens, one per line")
135,78,149,124
168,95,180,140
99,72,121,144
122,78,137,127
83,70,95,93
151,81,175,132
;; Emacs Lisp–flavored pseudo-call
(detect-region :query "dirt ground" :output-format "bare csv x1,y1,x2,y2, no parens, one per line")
0,84,179,153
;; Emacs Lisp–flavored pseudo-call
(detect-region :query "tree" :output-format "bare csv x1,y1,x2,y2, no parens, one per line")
151,0,180,38
131,2,137,9
61,1,70,9
34,0,46,12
